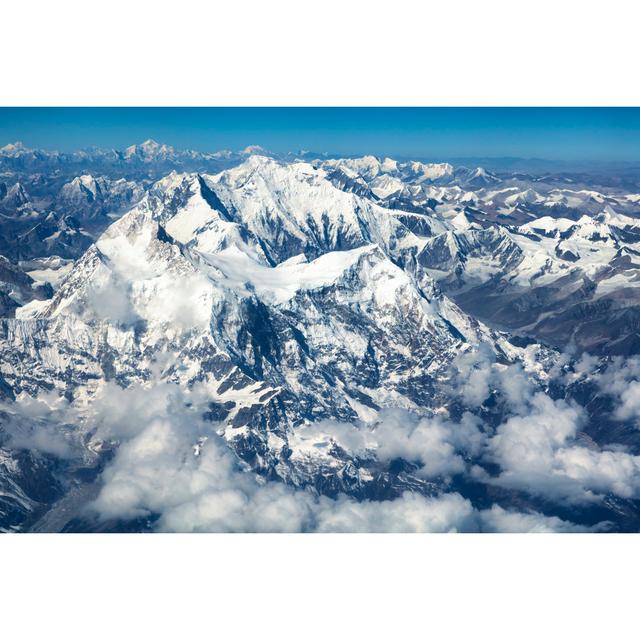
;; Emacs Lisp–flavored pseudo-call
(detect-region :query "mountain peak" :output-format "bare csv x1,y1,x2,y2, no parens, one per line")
4,181,30,205
140,138,166,151
0,141,29,155
124,139,174,160
240,144,270,155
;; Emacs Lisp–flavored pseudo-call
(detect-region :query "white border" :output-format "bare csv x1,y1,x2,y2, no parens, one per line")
1,533,638,639
2,0,639,106
2,2,639,637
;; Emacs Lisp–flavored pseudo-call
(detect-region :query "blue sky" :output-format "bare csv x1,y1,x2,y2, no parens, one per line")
1,107,639,162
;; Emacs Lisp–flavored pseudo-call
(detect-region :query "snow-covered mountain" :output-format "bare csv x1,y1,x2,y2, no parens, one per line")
58,174,144,208
0,256,52,317
2,145,640,532
0,139,260,177
416,207,640,353
0,182,31,209
7,158,511,462
309,155,640,354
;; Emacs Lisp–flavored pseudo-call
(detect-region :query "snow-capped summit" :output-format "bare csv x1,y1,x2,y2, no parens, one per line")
123,139,175,161
58,174,145,214
318,155,456,185
450,210,481,231
519,215,575,236
319,155,385,180
129,156,429,269
503,188,542,207
406,161,455,182
460,166,501,187
595,205,640,230
314,156,504,218
201,156,430,264
240,144,270,156
380,157,399,173
60,175,102,202
2,182,30,207
0,141,29,156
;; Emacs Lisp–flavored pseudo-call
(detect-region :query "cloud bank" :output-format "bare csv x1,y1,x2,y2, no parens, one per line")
4,348,640,532
69,380,608,532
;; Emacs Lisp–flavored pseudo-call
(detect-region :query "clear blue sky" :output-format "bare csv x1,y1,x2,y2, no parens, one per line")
1,107,639,162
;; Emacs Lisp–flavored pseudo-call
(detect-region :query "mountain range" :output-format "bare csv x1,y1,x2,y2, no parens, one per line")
2,141,640,532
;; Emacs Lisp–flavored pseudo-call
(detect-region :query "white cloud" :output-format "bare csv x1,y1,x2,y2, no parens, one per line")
133,272,214,329
478,505,603,533
4,360,637,532
80,372,640,528
587,355,640,424
0,391,75,458
292,408,484,480
452,348,537,414
449,351,640,505
84,272,139,326
453,348,494,406
614,380,640,422
372,409,483,478
488,391,640,502
82,382,484,532
315,492,478,533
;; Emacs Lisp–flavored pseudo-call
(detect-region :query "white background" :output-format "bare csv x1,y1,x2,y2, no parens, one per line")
2,1,640,638
3,0,640,106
